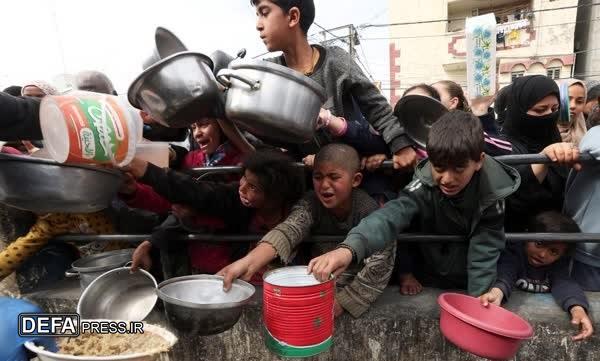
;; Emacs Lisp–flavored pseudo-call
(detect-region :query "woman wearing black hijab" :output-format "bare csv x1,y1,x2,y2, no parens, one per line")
502,75,581,231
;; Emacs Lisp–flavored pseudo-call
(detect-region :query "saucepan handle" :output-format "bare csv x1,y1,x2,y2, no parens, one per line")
64,269,79,278
216,69,261,90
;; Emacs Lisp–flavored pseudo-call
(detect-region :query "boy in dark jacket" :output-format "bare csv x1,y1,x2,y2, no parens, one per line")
479,211,593,341
250,0,417,169
308,111,521,297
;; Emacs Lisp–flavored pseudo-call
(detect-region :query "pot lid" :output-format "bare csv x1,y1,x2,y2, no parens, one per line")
128,51,215,109
71,249,135,273
228,59,326,102
394,95,448,148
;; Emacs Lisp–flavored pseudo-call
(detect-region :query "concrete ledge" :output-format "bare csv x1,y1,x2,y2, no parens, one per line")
24,284,600,361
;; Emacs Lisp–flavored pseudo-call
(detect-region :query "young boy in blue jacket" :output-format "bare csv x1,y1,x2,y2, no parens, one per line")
479,211,593,341
308,110,521,297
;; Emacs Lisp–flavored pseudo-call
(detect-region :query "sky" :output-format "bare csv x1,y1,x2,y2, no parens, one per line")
0,0,391,97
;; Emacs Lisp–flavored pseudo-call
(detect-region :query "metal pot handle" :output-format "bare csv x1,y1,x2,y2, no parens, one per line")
124,261,133,268
217,69,261,90
65,269,79,278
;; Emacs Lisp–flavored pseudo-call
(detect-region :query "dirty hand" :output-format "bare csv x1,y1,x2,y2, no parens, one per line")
120,157,149,179
470,95,496,117
316,108,334,130
118,172,138,195
217,257,254,292
570,306,594,341
131,240,153,272
303,154,315,168
392,147,417,170
479,287,504,307
362,154,387,172
334,299,345,318
542,142,581,171
307,247,353,282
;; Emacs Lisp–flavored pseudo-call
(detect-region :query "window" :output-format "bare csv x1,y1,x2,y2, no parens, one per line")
511,71,525,81
547,67,561,80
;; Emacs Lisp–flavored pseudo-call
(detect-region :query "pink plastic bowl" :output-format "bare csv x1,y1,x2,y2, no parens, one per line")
438,293,534,360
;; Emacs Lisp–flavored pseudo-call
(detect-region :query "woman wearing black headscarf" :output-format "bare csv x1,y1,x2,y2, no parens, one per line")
502,75,581,231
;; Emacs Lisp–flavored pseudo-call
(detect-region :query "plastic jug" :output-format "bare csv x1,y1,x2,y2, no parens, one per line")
135,141,170,168
40,91,143,167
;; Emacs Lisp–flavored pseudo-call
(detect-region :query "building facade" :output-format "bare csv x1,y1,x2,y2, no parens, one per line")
388,0,578,105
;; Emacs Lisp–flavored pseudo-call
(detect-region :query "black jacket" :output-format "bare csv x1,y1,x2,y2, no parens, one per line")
0,92,42,140
494,241,589,312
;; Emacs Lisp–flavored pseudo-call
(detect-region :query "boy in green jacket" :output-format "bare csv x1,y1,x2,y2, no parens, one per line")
309,111,521,296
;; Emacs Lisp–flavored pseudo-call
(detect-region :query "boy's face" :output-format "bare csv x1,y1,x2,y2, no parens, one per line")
191,118,222,156
239,170,266,209
430,154,484,197
254,0,296,52
312,162,362,212
525,241,569,267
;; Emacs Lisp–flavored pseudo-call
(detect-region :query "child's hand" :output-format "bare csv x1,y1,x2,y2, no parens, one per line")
303,154,315,168
393,147,417,170
119,172,138,195
479,287,504,307
130,240,153,272
334,299,345,318
362,154,387,172
470,95,496,117
570,306,594,341
217,257,253,292
308,247,353,282
121,158,149,179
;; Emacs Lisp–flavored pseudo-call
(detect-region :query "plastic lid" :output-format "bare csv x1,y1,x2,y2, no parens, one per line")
40,97,69,163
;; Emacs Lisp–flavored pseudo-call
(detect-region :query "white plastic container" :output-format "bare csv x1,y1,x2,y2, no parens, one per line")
466,14,497,99
40,91,143,167
135,141,170,168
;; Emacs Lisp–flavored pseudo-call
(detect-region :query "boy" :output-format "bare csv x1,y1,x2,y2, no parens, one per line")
308,111,521,297
250,0,417,170
219,143,396,318
479,211,593,341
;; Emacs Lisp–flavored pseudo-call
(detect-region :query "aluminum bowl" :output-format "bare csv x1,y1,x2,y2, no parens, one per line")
65,249,135,290
157,274,255,335
78,267,158,321
393,94,448,148
0,154,122,213
142,26,188,70
128,51,222,128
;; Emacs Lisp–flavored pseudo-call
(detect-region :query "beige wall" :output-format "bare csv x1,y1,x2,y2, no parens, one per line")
574,0,600,81
388,0,578,98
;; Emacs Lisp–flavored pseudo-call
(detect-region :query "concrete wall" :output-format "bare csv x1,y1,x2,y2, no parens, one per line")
26,281,600,361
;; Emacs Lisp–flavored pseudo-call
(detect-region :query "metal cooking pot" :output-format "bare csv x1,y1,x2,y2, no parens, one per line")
143,26,188,70
217,59,326,144
77,266,158,321
393,94,448,148
157,275,255,335
128,51,222,128
65,249,134,290
0,154,122,213
209,48,247,77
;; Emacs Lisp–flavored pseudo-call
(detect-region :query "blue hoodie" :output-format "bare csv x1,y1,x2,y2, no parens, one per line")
564,126,600,267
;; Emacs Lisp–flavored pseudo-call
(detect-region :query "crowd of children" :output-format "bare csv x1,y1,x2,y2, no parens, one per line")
1,0,600,344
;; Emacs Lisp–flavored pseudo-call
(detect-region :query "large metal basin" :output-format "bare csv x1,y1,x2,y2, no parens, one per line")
157,274,255,335
65,249,135,290
0,154,122,213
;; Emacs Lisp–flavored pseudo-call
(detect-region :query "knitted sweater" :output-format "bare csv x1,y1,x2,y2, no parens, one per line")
260,190,396,318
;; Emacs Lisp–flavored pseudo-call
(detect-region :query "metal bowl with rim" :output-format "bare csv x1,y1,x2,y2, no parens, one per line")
78,267,158,321
157,274,255,335
0,153,122,213
65,249,135,290
393,94,448,148
128,51,221,128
